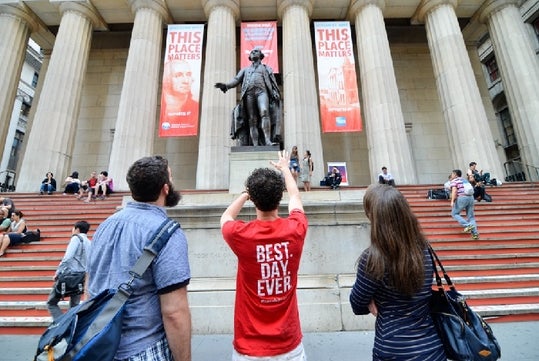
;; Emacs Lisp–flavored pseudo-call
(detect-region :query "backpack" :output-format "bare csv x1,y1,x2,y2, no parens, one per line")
34,219,180,361
463,179,474,196
427,189,449,200
21,229,41,243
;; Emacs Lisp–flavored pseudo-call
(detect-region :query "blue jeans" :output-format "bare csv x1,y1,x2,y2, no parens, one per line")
452,195,477,234
40,184,55,193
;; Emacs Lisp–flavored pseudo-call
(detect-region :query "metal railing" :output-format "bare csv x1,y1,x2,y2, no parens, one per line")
503,160,539,185
0,169,16,192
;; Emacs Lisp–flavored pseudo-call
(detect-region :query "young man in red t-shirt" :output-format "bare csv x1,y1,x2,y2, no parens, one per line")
221,150,308,361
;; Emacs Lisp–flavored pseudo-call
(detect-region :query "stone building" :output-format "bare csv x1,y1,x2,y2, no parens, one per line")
0,38,41,191
1,0,538,191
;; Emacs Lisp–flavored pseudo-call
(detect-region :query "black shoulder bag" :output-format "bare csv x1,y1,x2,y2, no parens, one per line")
55,235,86,298
428,245,501,361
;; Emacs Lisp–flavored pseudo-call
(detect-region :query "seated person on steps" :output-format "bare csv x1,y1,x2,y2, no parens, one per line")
378,166,395,186
63,171,81,195
84,171,112,202
39,172,56,195
78,171,98,200
467,161,499,186
325,167,342,189
0,211,27,257
0,208,11,232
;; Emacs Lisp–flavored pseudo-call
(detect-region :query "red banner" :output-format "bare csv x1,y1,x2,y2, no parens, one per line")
314,22,362,133
159,24,204,137
240,21,279,73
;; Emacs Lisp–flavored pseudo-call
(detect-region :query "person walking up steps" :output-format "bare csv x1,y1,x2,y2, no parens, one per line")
450,169,479,239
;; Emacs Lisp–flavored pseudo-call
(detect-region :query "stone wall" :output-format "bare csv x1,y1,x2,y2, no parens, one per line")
145,190,376,333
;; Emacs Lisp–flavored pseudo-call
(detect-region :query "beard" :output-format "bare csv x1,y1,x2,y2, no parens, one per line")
165,182,181,207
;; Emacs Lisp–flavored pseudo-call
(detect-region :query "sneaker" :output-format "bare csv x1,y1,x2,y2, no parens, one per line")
39,191,44,195
463,225,474,233
471,233,479,240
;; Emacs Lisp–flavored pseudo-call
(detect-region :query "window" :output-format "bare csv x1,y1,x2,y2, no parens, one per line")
20,102,31,117
32,72,39,88
500,108,516,146
485,57,499,82
7,130,24,171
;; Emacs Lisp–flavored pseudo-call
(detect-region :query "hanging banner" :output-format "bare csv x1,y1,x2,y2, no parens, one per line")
240,21,279,73
159,24,204,137
314,22,362,133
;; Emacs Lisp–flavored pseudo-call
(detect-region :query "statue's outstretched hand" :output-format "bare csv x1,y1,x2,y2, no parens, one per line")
215,83,228,93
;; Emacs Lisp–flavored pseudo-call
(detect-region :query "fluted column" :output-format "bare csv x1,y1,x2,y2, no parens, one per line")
108,0,170,191
196,0,239,189
349,0,417,184
478,0,539,180
277,0,324,182
17,1,104,191
0,4,38,163
415,0,504,178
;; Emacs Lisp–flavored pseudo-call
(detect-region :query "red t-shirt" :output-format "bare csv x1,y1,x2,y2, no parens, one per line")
222,209,308,357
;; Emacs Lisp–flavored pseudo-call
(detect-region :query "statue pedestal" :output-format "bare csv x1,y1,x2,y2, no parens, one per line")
229,146,279,194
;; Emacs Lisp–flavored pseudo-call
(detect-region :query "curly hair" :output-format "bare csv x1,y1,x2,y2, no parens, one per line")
245,168,284,212
126,156,170,202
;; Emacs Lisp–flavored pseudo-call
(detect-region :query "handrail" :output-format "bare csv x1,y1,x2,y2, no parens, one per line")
503,160,539,186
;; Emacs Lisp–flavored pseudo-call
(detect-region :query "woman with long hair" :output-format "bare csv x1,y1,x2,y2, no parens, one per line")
289,145,300,182
300,150,313,191
350,184,446,360
0,211,27,257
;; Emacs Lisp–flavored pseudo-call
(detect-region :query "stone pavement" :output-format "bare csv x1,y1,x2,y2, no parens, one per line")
2,321,538,361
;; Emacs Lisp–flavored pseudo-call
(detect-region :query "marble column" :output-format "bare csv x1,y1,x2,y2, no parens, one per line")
478,0,539,180
196,0,239,189
415,0,504,179
349,0,417,184
277,0,325,183
108,0,170,191
0,4,38,165
17,1,105,192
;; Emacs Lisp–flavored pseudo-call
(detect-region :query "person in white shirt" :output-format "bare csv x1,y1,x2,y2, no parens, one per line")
378,166,395,186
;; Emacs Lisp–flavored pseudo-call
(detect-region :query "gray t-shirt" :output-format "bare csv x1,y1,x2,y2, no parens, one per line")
87,202,190,359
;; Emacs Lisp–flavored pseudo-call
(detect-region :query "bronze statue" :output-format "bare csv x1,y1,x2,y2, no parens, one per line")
215,48,282,146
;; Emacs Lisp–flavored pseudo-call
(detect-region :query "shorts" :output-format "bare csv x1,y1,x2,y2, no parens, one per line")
232,342,307,361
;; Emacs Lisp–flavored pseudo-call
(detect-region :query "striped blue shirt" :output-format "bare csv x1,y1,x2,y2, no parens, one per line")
350,248,446,360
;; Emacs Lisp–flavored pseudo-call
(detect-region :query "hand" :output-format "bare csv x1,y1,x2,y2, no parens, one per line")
270,150,290,171
368,299,378,316
215,83,228,93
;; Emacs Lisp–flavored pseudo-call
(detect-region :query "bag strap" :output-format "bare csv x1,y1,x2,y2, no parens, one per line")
127,218,180,283
64,218,180,361
72,234,85,269
428,244,457,292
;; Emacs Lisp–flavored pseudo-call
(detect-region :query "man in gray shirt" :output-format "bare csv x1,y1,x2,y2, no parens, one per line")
87,156,191,361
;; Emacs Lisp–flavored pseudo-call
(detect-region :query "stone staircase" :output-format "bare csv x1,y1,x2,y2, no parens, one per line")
400,183,539,323
1,183,538,335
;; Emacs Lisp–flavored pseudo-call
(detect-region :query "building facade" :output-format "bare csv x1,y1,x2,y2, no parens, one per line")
1,0,538,192
0,38,41,191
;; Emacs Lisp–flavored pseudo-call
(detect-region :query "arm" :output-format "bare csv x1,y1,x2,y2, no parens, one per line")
160,287,192,361
350,252,378,315
220,192,249,227
451,185,457,207
271,150,303,213
215,69,245,93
